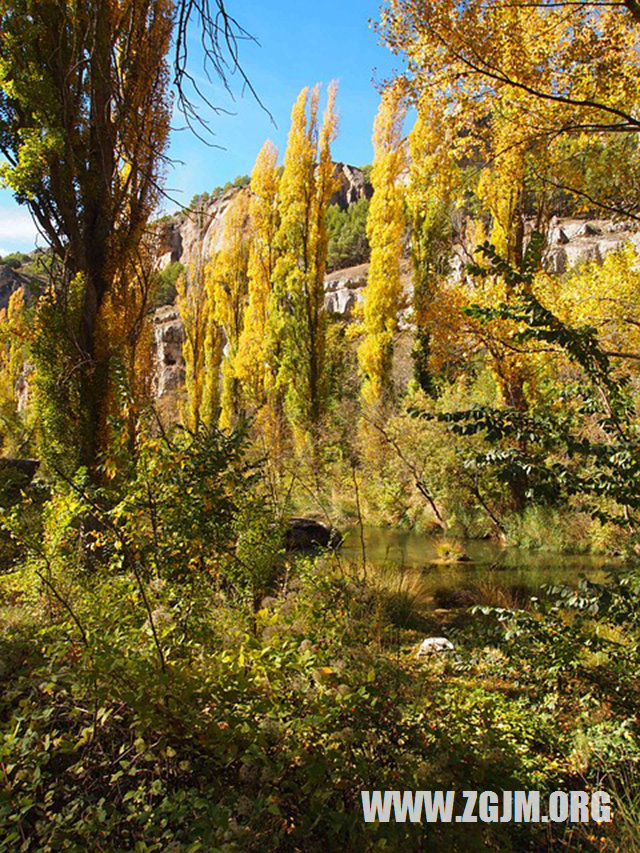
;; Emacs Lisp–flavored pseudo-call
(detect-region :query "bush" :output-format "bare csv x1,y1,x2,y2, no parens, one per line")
0,252,30,270
2,482,640,852
1,553,596,853
153,261,184,307
326,198,370,271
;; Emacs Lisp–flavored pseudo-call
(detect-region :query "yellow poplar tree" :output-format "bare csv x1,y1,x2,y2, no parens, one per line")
235,140,280,412
0,287,30,453
536,245,640,371
269,83,339,433
407,100,463,392
380,0,640,411
208,189,250,430
94,241,160,472
358,85,406,407
176,258,222,431
379,0,640,190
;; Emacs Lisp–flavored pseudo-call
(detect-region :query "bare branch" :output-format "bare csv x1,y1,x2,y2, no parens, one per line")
172,0,274,141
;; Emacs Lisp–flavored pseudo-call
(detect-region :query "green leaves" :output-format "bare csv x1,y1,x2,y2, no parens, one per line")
411,239,640,529
468,239,629,407
326,197,370,272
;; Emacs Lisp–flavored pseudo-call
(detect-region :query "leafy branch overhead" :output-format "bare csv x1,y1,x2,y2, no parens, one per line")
411,239,640,526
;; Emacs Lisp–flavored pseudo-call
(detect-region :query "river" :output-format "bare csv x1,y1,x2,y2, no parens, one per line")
340,526,619,608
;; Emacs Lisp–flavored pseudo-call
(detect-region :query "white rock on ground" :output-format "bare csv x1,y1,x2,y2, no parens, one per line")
417,637,454,658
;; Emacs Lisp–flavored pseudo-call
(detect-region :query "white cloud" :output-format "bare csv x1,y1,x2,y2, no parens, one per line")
0,201,39,252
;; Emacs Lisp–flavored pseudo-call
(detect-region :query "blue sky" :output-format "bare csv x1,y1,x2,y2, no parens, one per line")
0,0,402,255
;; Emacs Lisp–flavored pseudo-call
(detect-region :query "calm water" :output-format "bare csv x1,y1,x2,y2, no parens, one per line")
340,526,619,603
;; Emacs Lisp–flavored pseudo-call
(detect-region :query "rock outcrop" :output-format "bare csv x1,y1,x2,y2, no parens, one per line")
151,203,640,401
0,264,41,310
152,306,185,398
324,264,368,315
329,163,373,210
155,163,373,276
544,218,639,274
156,188,243,274
0,265,22,309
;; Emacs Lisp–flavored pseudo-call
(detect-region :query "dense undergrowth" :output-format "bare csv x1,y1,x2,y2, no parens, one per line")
3,243,638,850
1,425,639,852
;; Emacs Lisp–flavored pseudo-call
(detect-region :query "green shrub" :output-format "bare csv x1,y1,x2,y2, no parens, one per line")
153,261,184,307
326,198,370,271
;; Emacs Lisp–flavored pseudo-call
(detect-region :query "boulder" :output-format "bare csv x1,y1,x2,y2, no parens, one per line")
416,637,454,658
323,263,368,315
325,287,360,315
577,222,602,237
285,517,342,552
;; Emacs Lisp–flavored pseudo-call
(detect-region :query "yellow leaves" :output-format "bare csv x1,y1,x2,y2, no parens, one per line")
235,141,280,409
359,85,406,406
176,261,221,432
408,102,460,216
210,190,250,343
415,282,468,377
536,244,640,375
0,284,32,451
312,665,338,687
178,85,341,440
269,83,339,429
383,0,640,240
207,189,251,430
7,286,25,324
383,0,640,408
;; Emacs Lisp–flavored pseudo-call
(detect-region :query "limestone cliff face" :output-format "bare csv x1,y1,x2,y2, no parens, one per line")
329,163,373,210
0,265,23,310
156,187,244,272
152,176,640,400
544,218,640,273
324,263,369,315
152,306,185,399
151,163,373,399
444,218,639,283
0,264,43,310
156,162,372,274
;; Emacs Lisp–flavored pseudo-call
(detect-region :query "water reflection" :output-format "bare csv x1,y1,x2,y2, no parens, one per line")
341,526,619,600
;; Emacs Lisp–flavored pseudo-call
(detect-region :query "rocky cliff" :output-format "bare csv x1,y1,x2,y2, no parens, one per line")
152,213,640,401
152,163,373,403
0,264,43,310
156,162,372,273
